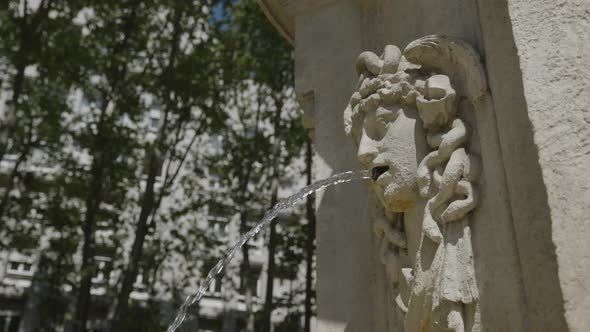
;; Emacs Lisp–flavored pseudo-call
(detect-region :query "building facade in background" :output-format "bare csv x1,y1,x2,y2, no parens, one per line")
0,81,315,331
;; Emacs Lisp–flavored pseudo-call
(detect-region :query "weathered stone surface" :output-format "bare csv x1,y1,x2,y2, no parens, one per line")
479,0,590,330
258,0,590,331
294,2,378,331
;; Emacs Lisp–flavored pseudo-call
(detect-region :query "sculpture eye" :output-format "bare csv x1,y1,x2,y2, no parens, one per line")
363,109,392,141
351,112,364,143
370,107,399,139
375,107,399,124
372,118,387,140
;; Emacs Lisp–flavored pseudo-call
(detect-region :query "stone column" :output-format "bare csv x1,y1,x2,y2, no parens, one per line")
293,1,379,331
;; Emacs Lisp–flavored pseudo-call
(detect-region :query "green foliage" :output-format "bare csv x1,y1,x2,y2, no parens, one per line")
116,302,166,332
0,0,313,330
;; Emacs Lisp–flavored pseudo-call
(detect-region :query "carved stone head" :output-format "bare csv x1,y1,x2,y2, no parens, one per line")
344,45,458,213
343,37,487,330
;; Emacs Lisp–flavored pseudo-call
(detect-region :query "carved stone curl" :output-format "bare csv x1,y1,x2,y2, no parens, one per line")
344,35,487,332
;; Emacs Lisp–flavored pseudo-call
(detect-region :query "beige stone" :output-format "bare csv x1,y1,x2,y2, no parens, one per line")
344,37,485,331
258,0,589,331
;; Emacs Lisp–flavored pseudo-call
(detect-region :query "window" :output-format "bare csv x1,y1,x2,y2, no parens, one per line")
207,202,226,219
244,127,256,139
241,267,260,297
207,217,228,234
208,174,221,189
208,276,223,295
0,314,20,332
148,108,161,131
247,275,259,297
81,90,103,110
209,135,223,154
134,266,149,290
134,273,145,288
276,264,298,282
154,158,165,178
6,260,34,277
92,256,111,284
215,277,223,293
149,116,159,129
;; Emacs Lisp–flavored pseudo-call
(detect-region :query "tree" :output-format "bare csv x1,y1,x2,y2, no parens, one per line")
0,2,86,330
61,1,159,330
0,0,83,249
204,3,307,331
218,83,272,331
304,137,316,332
110,1,224,330
223,3,300,331
0,1,312,331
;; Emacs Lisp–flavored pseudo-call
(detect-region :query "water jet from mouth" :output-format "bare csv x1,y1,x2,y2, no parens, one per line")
166,170,370,332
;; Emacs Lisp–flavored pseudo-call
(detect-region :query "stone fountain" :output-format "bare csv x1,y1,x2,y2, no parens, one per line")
257,1,590,331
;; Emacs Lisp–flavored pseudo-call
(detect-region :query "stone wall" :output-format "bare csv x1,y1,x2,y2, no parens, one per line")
259,0,590,330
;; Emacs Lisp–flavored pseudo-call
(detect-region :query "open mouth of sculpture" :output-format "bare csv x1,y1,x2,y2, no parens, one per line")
371,166,389,181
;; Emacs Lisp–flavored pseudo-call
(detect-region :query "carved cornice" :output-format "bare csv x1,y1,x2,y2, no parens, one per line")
255,0,383,44
255,0,296,44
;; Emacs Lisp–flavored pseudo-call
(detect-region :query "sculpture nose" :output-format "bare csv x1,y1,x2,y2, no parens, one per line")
357,131,379,166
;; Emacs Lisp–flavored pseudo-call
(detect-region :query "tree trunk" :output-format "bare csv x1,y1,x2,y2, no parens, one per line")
18,255,47,332
67,150,105,332
0,134,31,222
0,5,28,164
0,63,25,164
236,99,264,332
110,148,160,331
0,0,53,163
221,308,238,332
111,8,182,329
67,3,141,330
238,155,257,331
261,186,278,332
0,3,32,219
65,96,111,332
0,111,35,227
240,212,256,332
304,138,316,332
261,96,283,332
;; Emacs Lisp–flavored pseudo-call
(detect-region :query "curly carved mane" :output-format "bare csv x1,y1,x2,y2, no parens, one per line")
344,45,480,244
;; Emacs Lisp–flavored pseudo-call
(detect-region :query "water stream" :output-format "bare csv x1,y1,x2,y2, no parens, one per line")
166,170,370,332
